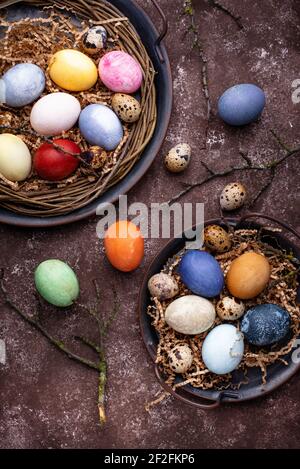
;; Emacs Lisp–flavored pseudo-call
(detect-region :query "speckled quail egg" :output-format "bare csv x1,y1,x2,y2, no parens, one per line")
168,344,193,373
111,93,141,123
216,296,245,321
204,224,231,253
82,26,107,55
165,143,191,173
148,273,179,301
220,182,247,210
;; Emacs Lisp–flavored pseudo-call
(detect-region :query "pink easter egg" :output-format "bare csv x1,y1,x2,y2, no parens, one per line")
98,51,143,93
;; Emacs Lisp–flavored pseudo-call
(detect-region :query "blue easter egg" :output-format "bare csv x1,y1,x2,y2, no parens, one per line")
178,250,224,298
218,83,266,126
241,304,291,346
0,63,45,108
79,104,123,151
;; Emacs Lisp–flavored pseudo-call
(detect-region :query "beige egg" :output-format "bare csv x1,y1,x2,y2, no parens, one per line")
0,134,31,182
82,26,107,55
204,225,231,253
111,93,141,123
165,143,191,173
216,296,245,321
168,344,193,373
220,182,247,210
148,273,179,301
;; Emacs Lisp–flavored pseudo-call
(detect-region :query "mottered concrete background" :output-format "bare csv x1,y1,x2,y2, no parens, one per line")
0,0,300,449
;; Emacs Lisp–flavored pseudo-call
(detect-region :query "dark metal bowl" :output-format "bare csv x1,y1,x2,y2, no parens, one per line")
0,0,172,227
138,213,300,409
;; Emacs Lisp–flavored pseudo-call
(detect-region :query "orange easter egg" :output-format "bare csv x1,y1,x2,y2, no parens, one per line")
226,252,270,300
104,220,144,272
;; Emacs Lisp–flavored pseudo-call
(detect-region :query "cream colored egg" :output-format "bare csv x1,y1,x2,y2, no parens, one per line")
30,93,81,136
220,182,247,210
111,93,141,123
165,143,191,173
165,295,216,335
168,344,193,373
0,134,31,182
216,296,245,321
148,273,179,301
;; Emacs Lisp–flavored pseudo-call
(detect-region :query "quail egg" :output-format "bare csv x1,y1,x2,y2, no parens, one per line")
220,182,247,210
148,272,179,301
82,26,107,55
168,344,193,374
165,143,191,173
111,93,141,123
204,225,231,253
216,296,245,321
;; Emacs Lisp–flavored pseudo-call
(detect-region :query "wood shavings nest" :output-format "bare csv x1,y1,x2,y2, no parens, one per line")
147,229,300,395
0,3,157,216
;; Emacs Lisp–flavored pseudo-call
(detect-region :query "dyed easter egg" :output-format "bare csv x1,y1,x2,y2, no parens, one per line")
79,104,123,151
111,93,141,123
148,273,179,301
168,344,193,373
204,225,231,253
202,324,244,375
82,26,107,55
99,51,143,93
104,220,144,272
35,259,80,307
49,49,98,92
178,250,224,298
0,63,45,108
165,295,216,335
0,134,31,182
34,139,80,181
241,304,291,346
30,93,81,136
218,84,266,126
226,252,270,299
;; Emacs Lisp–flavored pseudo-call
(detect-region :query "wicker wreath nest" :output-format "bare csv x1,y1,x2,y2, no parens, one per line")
0,0,157,217
147,228,300,394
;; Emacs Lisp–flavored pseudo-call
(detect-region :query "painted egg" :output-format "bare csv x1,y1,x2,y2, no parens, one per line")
216,296,245,321
79,104,123,151
220,182,247,211
164,143,191,173
148,273,179,301
34,139,80,181
82,26,107,55
165,295,216,335
49,49,98,92
0,134,31,182
218,84,266,126
0,63,45,108
178,250,224,298
204,225,231,253
99,50,143,93
35,259,80,307
202,324,244,375
226,252,270,300
111,93,141,123
104,220,144,272
241,304,291,346
30,92,81,136
168,344,193,373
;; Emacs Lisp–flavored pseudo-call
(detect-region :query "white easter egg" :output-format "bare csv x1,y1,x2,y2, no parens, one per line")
30,92,81,136
0,134,31,181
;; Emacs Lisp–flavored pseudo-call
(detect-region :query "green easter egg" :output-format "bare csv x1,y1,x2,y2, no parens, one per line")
35,259,79,307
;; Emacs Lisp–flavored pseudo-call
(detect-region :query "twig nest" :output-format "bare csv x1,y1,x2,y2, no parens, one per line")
220,182,247,210
216,296,245,321
204,224,231,253
168,344,193,373
82,26,107,55
111,93,141,123
148,272,179,301
164,143,191,173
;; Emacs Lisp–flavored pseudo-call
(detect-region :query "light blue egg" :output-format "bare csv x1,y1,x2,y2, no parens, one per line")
79,104,123,151
0,63,45,108
218,83,266,126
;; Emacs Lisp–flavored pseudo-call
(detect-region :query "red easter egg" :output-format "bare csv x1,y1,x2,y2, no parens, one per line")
34,139,80,181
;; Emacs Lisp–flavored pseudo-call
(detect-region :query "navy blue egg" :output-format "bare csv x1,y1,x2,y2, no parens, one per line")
218,84,266,126
178,250,224,298
0,63,45,108
79,104,123,151
241,304,291,346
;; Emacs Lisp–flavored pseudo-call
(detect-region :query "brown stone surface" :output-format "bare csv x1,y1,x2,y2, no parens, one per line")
0,0,300,449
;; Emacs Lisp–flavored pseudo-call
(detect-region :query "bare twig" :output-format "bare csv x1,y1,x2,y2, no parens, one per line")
209,0,243,29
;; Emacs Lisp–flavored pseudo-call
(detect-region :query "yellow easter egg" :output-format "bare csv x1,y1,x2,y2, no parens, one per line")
0,134,31,182
49,49,98,92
